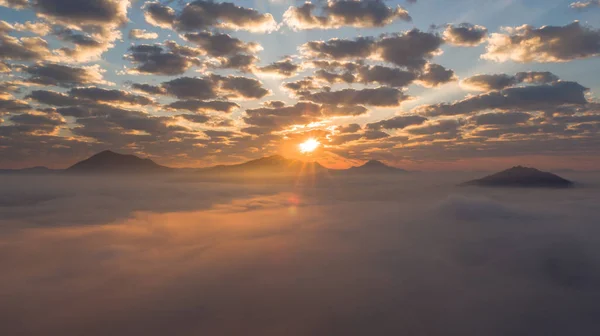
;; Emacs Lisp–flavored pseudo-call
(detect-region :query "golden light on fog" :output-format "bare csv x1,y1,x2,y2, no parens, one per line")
298,138,320,154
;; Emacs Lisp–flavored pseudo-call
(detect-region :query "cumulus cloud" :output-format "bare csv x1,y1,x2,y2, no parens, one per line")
367,115,428,130
300,87,411,107
302,30,444,70
160,75,270,101
472,112,532,125
128,29,158,40
144,0,277,33
167,100,239,113
125,42,203,75
68,87,155,106
483,22,600,63
0,0,28,9
461,71,560,91
443,23,488,46
256,58,301,77
416,81,589,116
283,0,411,30
18,63,110,87
570,1,600,9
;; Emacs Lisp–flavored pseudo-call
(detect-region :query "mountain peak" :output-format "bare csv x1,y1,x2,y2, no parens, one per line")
67,150,169,174
362,160,388,168
464,166,573,188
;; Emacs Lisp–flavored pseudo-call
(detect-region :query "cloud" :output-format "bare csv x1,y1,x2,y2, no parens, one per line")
416,81,589,116
283,0,411,30
183,31,261,70
167,100,239,113
5,112,65,135
125,42,203,75
417,63,457,87
0,0,28,9
461,71,559,91
130,83,167,95
243,101,367,132
161,75,270,101
300,87,411,107
302,30,444,70
18,63,110,87
472,112,532,125
483,22,600,63
0,33,53,61
68,87,154,106
144,0,277,33
128,29,159,40
183,31,261,57
256,58,301,77
367,115,428,130
570,1,600,9
443,23,488,46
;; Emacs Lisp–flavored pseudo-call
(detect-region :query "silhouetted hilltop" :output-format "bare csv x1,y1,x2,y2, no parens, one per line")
463,166,574,188
67,150,171,174
0,166,58,175
199,155,327,175
346,160,407,174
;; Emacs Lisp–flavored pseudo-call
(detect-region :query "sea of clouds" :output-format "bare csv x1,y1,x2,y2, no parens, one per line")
1,172,600,335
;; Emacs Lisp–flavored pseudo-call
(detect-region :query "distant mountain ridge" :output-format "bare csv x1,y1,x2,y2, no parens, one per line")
66,150,171,174
198,155,328,175
463,166,574,188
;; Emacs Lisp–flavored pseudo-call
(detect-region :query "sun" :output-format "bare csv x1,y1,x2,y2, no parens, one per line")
299,138,321,154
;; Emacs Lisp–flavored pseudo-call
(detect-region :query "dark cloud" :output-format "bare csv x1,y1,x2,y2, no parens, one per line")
18,63,108,87
167,100,239,113
27,90,80,106
161,75,269,100
257,58,301,77
484,22,600,62
244,101,367,132
462,71,559,91
32,0,128,27
0,97,30,115
69,87,154,106
1,112,65,137
144,0,276,33
417,63,457,87
210,74,270,99
443,23,488,46
337,123,362,133
302,30,444,70
162,77,218,100
0,34,53,61
416,81,589,116
183,32,260,57
407,119,462,136
143,1,176,29
473,112,532,125
283,0,411,30
300,87,411,107
178,113,210,124
53,28,110,62
367,115,428,130
126,42,203,76
131,83,167,95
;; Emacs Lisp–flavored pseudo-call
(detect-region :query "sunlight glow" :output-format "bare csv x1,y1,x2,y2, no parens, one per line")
299,138,321,154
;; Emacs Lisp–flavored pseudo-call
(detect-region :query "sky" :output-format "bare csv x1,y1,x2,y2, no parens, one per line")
0,0,600,170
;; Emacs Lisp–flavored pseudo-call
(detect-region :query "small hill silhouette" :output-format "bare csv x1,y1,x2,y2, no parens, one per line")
67,150,170,174
463,166,574,188
347,160,407,174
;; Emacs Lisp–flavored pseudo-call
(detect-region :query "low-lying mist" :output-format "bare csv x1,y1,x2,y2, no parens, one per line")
1,172,600,335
